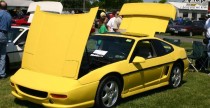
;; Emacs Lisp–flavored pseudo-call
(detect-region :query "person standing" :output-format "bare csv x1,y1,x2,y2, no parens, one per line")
107,11,117,32
204,15,210,74
0,1,12,78
98,12,108,34
204,15,210,51
113,11,122,32
107,10,122,32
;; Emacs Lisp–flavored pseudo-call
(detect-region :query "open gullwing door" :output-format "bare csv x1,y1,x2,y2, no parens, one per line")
119,3,176,36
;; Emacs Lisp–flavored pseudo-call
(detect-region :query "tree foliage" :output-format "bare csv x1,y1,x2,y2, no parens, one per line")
159,0,167,3
33,0,145,9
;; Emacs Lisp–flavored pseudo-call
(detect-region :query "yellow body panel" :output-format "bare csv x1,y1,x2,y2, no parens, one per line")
10,69,99,107
22,6,98,79
119,3,176,36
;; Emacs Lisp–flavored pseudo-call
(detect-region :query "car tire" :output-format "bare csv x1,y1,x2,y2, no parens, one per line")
169,63,183,88
189,32,193,37
95,75,122,108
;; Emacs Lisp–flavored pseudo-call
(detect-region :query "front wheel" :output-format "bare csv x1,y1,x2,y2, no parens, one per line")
169,63,183,88
95,75,122,108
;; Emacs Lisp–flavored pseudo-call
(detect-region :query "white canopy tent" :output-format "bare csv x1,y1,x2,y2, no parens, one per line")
5,0,34,7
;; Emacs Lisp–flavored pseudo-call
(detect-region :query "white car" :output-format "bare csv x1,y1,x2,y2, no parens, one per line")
6,26,29,71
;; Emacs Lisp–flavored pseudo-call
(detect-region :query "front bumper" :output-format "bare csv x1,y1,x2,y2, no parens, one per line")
10,69,99,108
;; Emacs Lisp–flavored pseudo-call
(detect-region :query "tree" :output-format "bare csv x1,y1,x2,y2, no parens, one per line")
97,0,127,10
126,0,143,3
32,0,145,10
159,0,167,3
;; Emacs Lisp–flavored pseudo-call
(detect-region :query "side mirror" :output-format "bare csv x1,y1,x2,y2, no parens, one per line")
132,56,145,63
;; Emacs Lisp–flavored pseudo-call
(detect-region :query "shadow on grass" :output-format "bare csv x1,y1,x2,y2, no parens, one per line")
14,98,44,108
118,80,187,105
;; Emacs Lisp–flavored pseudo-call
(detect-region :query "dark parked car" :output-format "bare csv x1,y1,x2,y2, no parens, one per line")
169,20,205,36
166,19,175,33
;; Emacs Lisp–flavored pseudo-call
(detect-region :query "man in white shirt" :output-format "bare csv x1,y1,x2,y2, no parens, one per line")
204,15,210,74
113,11,122,32
107,11,122,32
107,11,116,32
204,15,210,51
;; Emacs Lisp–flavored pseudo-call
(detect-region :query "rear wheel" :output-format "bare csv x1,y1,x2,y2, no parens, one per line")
169,63,183,88
95,75,122,108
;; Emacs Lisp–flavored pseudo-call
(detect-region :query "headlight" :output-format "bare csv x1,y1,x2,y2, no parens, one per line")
180,29,187,32
170,28,175,31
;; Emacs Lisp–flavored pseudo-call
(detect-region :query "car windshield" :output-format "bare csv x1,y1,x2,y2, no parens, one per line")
79,35,135,78
7,28,24,42
178,21,192,26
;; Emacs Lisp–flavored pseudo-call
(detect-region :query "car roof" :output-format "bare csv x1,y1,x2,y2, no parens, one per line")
95,32,158,41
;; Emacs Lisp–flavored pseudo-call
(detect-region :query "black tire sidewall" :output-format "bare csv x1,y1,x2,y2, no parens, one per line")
169,63,183,88
95,75,122,108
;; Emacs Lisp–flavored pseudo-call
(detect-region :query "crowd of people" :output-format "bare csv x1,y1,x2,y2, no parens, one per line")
97,10,122,34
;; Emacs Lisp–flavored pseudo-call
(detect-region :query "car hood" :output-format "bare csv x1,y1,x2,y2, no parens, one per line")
119,3,176,36
21,6,98,79
11,69,80,93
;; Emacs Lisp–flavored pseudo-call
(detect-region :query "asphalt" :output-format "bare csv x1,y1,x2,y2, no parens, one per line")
156,34,203,43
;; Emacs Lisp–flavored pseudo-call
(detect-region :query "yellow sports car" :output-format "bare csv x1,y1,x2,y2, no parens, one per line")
10,3,188,108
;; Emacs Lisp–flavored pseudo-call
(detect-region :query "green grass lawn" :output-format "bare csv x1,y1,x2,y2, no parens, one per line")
1,72,210,108
159,33,205,40
118,72,210,108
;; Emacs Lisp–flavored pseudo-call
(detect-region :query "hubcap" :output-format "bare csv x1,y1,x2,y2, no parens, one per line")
102,81,119,107
171,67,182,87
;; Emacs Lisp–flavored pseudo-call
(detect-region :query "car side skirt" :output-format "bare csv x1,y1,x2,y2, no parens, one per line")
121,82,169,98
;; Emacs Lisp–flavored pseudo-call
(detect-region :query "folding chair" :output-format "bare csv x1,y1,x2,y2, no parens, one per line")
187,41,208,72
163,38,181,46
